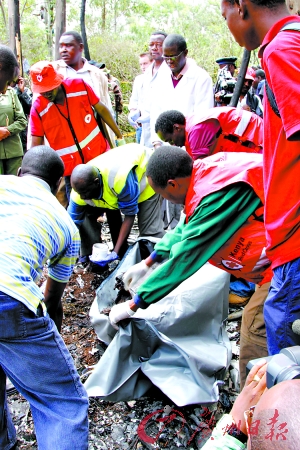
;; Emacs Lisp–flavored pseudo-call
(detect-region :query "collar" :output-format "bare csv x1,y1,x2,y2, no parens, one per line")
57,57,90,73
171,58,192,80
259,15,300,58
22,175,51,192
77,57,91,73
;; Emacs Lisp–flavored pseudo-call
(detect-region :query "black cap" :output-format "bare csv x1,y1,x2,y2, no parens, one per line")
89,60,106,69
215,56,237,66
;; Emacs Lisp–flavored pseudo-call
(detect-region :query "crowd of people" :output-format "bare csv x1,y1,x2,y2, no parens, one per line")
0,0,300,447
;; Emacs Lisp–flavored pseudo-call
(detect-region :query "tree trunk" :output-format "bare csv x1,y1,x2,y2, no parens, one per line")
80,0,90,60
101,0,106,31
8,0,22,72
54,0,66,60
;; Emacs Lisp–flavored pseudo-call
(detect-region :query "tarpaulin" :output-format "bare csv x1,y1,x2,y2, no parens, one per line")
85,238,232,406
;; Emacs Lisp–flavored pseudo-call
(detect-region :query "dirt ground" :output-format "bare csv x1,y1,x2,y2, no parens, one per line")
7,227,242,449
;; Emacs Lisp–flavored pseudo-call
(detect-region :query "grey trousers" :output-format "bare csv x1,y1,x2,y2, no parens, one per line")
138,193,165,238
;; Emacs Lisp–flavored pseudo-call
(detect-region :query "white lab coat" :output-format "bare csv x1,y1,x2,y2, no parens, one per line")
137,61,168,147
150,59,214,144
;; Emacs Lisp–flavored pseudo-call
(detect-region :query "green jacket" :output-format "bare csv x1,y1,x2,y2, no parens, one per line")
0,87,27,160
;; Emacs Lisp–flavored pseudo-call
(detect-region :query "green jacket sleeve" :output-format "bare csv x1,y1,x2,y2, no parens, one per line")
136,183,261,307
6,90,27,135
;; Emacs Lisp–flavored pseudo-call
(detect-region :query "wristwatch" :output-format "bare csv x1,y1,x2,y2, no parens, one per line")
215,414,248,444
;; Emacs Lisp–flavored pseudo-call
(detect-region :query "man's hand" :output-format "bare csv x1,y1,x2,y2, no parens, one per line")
231,359,267,435
242,104,251,112
123,260,150,291
89,251,119,267
109,300,137,330
0,127,10,141
44,278,67,331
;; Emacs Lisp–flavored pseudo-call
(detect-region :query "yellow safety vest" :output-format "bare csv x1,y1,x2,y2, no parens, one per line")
71,143,155,209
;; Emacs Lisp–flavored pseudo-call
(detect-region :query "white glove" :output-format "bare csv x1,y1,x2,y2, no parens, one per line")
128,110,140,128
123,260,150,291
109,301,136,330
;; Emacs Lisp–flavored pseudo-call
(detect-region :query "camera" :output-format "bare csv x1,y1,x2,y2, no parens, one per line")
246,346,300,388
215,66,237,105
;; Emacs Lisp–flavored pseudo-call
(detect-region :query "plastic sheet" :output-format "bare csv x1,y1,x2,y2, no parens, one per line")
86,238,231,406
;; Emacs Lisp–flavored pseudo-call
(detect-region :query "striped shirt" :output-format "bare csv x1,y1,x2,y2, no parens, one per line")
0,175,80,313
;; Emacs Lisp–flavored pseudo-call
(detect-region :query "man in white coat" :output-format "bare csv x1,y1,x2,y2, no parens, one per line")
149,34,214,228
137,31,168,147
128,52,153,143
150,34,214,148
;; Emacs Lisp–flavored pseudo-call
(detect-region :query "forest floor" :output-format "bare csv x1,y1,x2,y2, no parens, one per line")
7,222,242,450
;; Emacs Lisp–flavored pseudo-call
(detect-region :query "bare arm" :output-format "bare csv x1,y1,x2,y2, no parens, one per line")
44,277,67,332
31,136,44,147
94,101,122,139
113,215,135,256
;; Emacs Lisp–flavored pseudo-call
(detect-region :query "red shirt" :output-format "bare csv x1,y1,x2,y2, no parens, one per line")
259,16,300,268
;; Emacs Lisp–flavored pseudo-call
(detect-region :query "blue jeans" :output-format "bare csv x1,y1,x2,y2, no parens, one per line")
136,126,142,144
264,257,300,355
0,292,89,450
64,175,71,204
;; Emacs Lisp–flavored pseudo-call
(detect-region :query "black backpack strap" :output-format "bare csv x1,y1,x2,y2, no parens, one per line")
264,22,300,118
265,80,281,118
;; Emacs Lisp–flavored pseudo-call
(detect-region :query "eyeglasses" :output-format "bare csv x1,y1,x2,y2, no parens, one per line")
162,50,184,62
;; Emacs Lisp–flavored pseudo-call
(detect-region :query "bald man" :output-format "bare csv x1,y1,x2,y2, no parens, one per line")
203,362,300,449
68,143,165,265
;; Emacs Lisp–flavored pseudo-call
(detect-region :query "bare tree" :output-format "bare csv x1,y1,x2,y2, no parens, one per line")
8,0,22,72
101,0,106,31
54,0,66,60
80,0,90,60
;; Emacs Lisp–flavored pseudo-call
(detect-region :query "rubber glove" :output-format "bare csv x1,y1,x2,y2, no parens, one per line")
89,251,119,267
123,260,150,291
128,110,140,128
137,113,150,124
109,300,136,330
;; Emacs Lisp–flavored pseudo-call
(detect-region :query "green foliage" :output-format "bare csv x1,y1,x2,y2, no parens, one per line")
5,0,262,96
21,18,49,63
88,34,141,81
